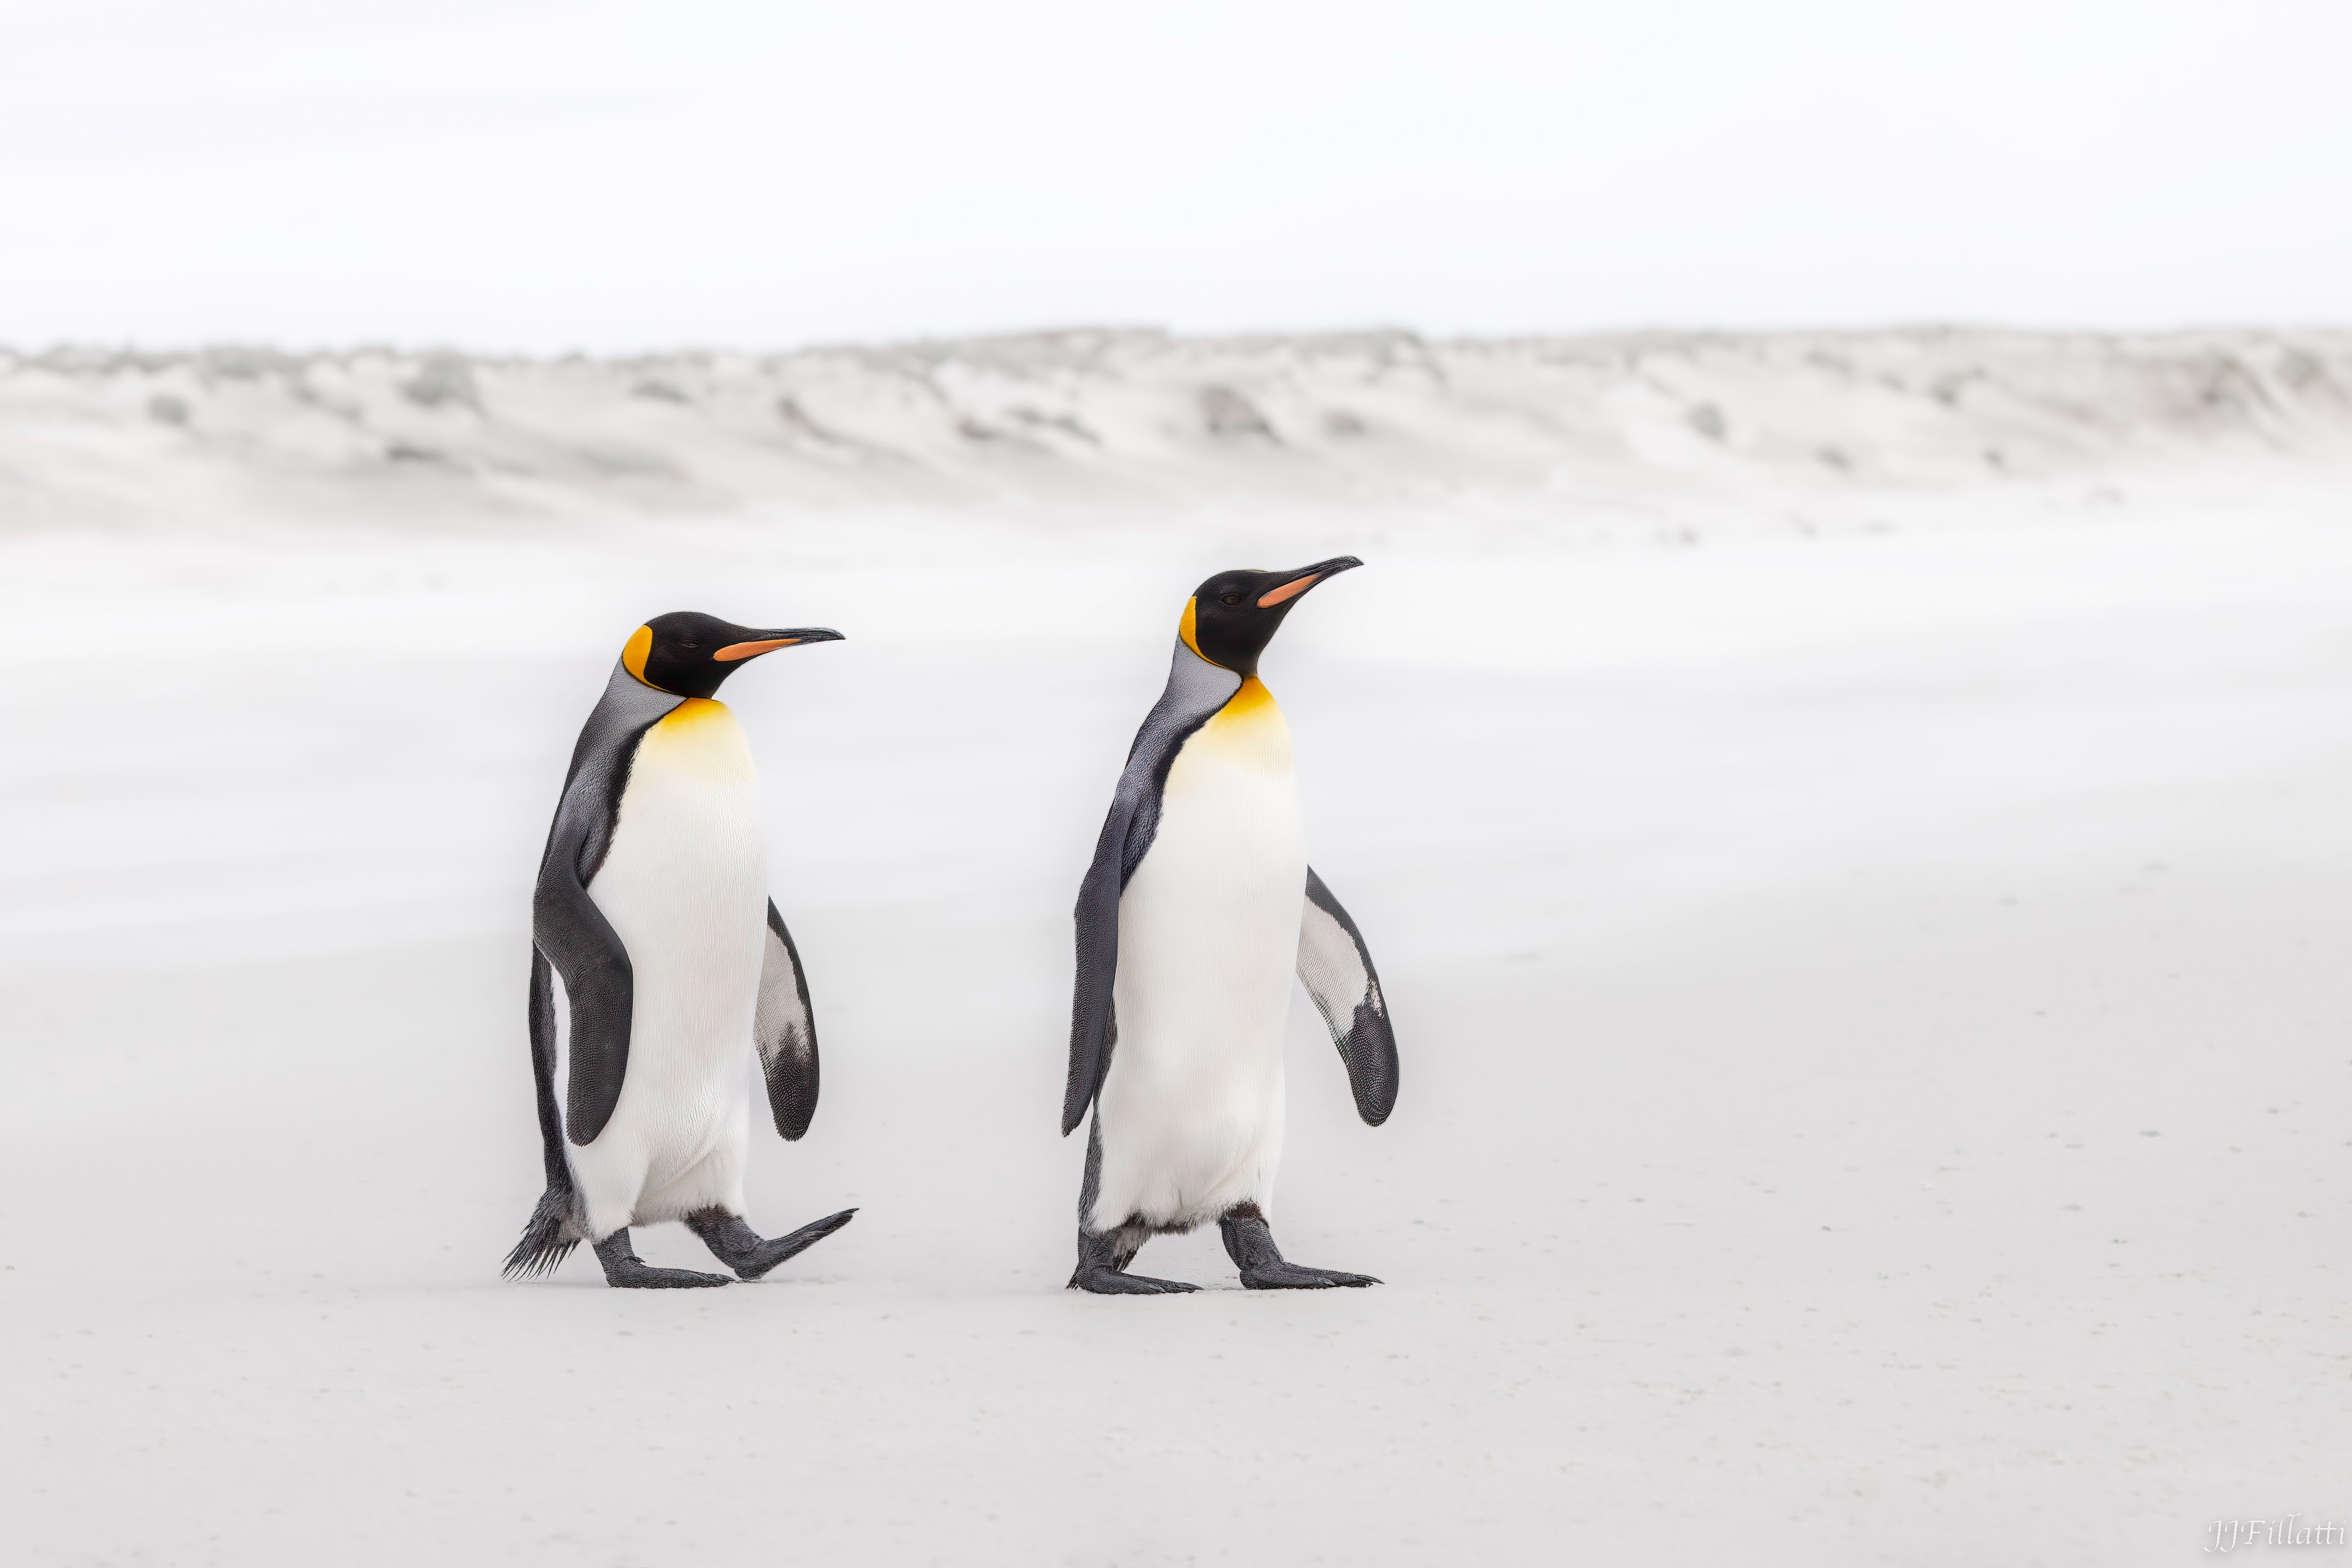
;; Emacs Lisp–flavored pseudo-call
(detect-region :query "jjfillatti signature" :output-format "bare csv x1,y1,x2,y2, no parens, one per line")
2206,1517,2347,1553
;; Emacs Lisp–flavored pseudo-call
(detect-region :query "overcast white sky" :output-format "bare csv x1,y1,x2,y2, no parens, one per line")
2,0,2346,351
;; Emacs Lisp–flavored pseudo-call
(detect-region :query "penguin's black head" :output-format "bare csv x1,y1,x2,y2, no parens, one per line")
621,610,843,698
1180,557,1362,677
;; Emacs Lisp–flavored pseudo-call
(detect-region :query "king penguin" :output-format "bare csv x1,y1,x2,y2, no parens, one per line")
504,611,857,1289
1062,558,1400,1293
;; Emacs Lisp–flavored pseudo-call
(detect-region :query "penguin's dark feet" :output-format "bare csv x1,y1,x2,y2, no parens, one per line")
593,1228,733,1289
685,1207,857,1281
1067,1225,1198,1295
1219,1207,1380,1291
1069,1263,1200,1294
1237,1261,1380,1290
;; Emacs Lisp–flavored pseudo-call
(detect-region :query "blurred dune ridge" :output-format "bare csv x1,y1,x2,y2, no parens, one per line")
6,327,2350,532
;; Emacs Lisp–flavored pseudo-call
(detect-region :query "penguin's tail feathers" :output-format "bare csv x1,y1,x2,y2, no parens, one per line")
501,1186,584,1281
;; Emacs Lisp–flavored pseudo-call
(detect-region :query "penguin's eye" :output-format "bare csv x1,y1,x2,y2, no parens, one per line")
1219,592,1244,606
678,640,698,651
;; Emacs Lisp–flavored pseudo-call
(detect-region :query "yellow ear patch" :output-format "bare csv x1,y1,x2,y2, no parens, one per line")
1179,596,1209,662
621,625,655,685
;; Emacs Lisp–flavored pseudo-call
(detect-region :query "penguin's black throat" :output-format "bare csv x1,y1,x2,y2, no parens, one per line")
624,610,844,698
1184,557,1360,676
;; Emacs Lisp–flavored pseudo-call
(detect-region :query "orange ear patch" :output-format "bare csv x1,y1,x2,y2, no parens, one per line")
622,625,655,683
1178,596,1209,661
1256,574,1320,608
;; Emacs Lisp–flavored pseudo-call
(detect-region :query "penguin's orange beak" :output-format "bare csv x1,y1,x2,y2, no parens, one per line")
1256,556,1362,609
713,628,844,661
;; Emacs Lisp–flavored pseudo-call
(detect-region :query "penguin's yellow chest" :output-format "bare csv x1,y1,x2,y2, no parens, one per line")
1173,677,1293,776
629,697,756,785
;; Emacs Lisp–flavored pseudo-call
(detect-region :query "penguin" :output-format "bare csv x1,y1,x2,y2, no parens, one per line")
1062,558,1400,1293
503,611,857,1289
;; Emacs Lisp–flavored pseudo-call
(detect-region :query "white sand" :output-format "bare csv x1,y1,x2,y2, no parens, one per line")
3,331,2348,1563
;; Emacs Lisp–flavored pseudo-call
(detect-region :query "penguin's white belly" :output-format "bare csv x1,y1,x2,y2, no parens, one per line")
571,698,767,1235
1094,685,1304,1233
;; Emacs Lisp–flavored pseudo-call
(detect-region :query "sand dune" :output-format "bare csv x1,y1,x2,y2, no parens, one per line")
7,327,2350,534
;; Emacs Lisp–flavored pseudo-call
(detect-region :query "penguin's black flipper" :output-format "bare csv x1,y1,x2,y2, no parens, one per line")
756,899,821,1139
535,868,636,1145
532,663,682,1146
1297,867,1400,1126
1064,792,1136,1136
1064,643,1243,1136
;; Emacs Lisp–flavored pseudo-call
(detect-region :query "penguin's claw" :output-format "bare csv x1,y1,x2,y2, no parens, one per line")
729,1208,858,1280
1068,1266,1200,1295
1237,1262,1381,1290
